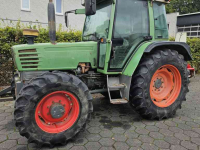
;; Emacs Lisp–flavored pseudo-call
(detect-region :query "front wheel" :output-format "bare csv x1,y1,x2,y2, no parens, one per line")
130,49,189,120
14,72,93,147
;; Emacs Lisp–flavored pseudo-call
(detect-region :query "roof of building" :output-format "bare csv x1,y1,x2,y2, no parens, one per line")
177,12,200,26
178,12,200,17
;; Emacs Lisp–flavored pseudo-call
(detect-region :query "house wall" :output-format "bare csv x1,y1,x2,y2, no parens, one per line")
166,12,179,38
0,0,85,31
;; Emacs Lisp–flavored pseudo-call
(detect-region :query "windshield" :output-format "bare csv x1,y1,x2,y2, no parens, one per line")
82,1,112,41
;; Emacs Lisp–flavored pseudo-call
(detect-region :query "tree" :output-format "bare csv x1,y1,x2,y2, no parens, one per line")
166,0,200,14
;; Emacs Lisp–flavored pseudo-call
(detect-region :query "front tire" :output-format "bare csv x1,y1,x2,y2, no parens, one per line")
14,72,93,147
130,49,189,120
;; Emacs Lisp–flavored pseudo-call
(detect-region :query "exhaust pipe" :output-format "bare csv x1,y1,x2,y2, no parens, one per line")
48,0,56,44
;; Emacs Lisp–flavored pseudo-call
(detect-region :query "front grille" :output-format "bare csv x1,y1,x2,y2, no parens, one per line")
18,49,40,69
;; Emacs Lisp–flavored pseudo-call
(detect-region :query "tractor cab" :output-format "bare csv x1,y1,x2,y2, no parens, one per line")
79,0,169,74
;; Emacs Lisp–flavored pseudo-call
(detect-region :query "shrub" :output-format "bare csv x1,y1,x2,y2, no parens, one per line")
187,38,200,73
0,21,82,59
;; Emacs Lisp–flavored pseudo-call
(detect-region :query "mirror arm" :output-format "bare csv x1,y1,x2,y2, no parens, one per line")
65,10,76,27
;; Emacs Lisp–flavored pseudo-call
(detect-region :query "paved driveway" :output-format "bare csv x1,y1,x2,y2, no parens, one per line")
0,75,200,150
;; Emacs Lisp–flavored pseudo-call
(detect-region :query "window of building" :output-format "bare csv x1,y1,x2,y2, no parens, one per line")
177,24,200,38
21,0,30,11
55,0,63,15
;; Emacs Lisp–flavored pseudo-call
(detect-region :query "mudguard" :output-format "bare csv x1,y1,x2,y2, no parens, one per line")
145,41,192,61
122,41,192,100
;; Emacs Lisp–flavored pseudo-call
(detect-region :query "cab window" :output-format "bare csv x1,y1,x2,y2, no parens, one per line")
153,2,169,39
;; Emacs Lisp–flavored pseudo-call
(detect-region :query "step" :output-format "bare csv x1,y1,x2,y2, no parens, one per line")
108,84,126,90
110,99,128,104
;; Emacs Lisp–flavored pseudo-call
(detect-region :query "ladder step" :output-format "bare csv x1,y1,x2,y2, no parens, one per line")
108,84,126,89
110,99,128,104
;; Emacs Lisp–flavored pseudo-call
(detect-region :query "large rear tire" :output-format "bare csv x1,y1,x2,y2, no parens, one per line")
130,49,189,120
14,72,93,147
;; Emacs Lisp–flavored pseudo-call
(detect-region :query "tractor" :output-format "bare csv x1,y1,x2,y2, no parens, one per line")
12,0,191,147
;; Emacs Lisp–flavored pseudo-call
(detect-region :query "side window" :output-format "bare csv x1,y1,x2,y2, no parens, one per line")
21,0,30,11
153,2,168,39
55,0,63,15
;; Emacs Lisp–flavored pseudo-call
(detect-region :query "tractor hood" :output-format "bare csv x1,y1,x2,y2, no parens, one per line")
12,41,98,71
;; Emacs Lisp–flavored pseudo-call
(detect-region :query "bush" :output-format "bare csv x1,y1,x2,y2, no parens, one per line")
0,21,82,59
169,37,200,73
187,38,200,73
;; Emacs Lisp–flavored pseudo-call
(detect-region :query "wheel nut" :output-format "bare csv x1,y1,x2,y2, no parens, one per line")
38,111,40,114
48,122,50,125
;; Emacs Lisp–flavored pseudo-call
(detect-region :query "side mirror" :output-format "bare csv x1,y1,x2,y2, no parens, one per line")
85,0,96,16
65,9,85,28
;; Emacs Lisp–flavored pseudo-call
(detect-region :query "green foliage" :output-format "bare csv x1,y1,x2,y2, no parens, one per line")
169,36,175,41
187,38,200,73
0,21,82,59
169,37,200,73
166,0,200,14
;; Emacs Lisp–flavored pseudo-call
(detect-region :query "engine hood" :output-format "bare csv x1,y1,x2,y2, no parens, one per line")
12,41,98,71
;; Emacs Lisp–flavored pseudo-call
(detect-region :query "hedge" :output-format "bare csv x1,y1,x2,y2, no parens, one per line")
169,37,200,73
0,22,82,59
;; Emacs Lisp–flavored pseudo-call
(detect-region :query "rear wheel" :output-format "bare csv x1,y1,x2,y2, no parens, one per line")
130,49,189,120
14,72,93,147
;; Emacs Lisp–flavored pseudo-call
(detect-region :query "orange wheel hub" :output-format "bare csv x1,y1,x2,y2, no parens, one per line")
150,65,182,108
35,91,80,133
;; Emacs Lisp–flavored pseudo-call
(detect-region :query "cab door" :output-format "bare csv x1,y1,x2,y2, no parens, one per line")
108,0,150,71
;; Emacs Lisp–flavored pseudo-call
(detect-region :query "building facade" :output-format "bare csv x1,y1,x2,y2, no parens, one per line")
167,12,200,38
0,0,85,30
166,12,179,38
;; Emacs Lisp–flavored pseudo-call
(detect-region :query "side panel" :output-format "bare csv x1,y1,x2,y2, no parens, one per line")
12,42,98,71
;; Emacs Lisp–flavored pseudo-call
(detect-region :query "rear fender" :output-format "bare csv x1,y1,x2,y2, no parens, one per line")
145,41,192,61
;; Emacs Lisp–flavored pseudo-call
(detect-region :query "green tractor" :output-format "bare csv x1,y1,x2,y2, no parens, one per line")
12,0,191,147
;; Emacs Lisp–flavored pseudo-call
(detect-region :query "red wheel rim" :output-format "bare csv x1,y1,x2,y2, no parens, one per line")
150,65,182,108
35,91,80,133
